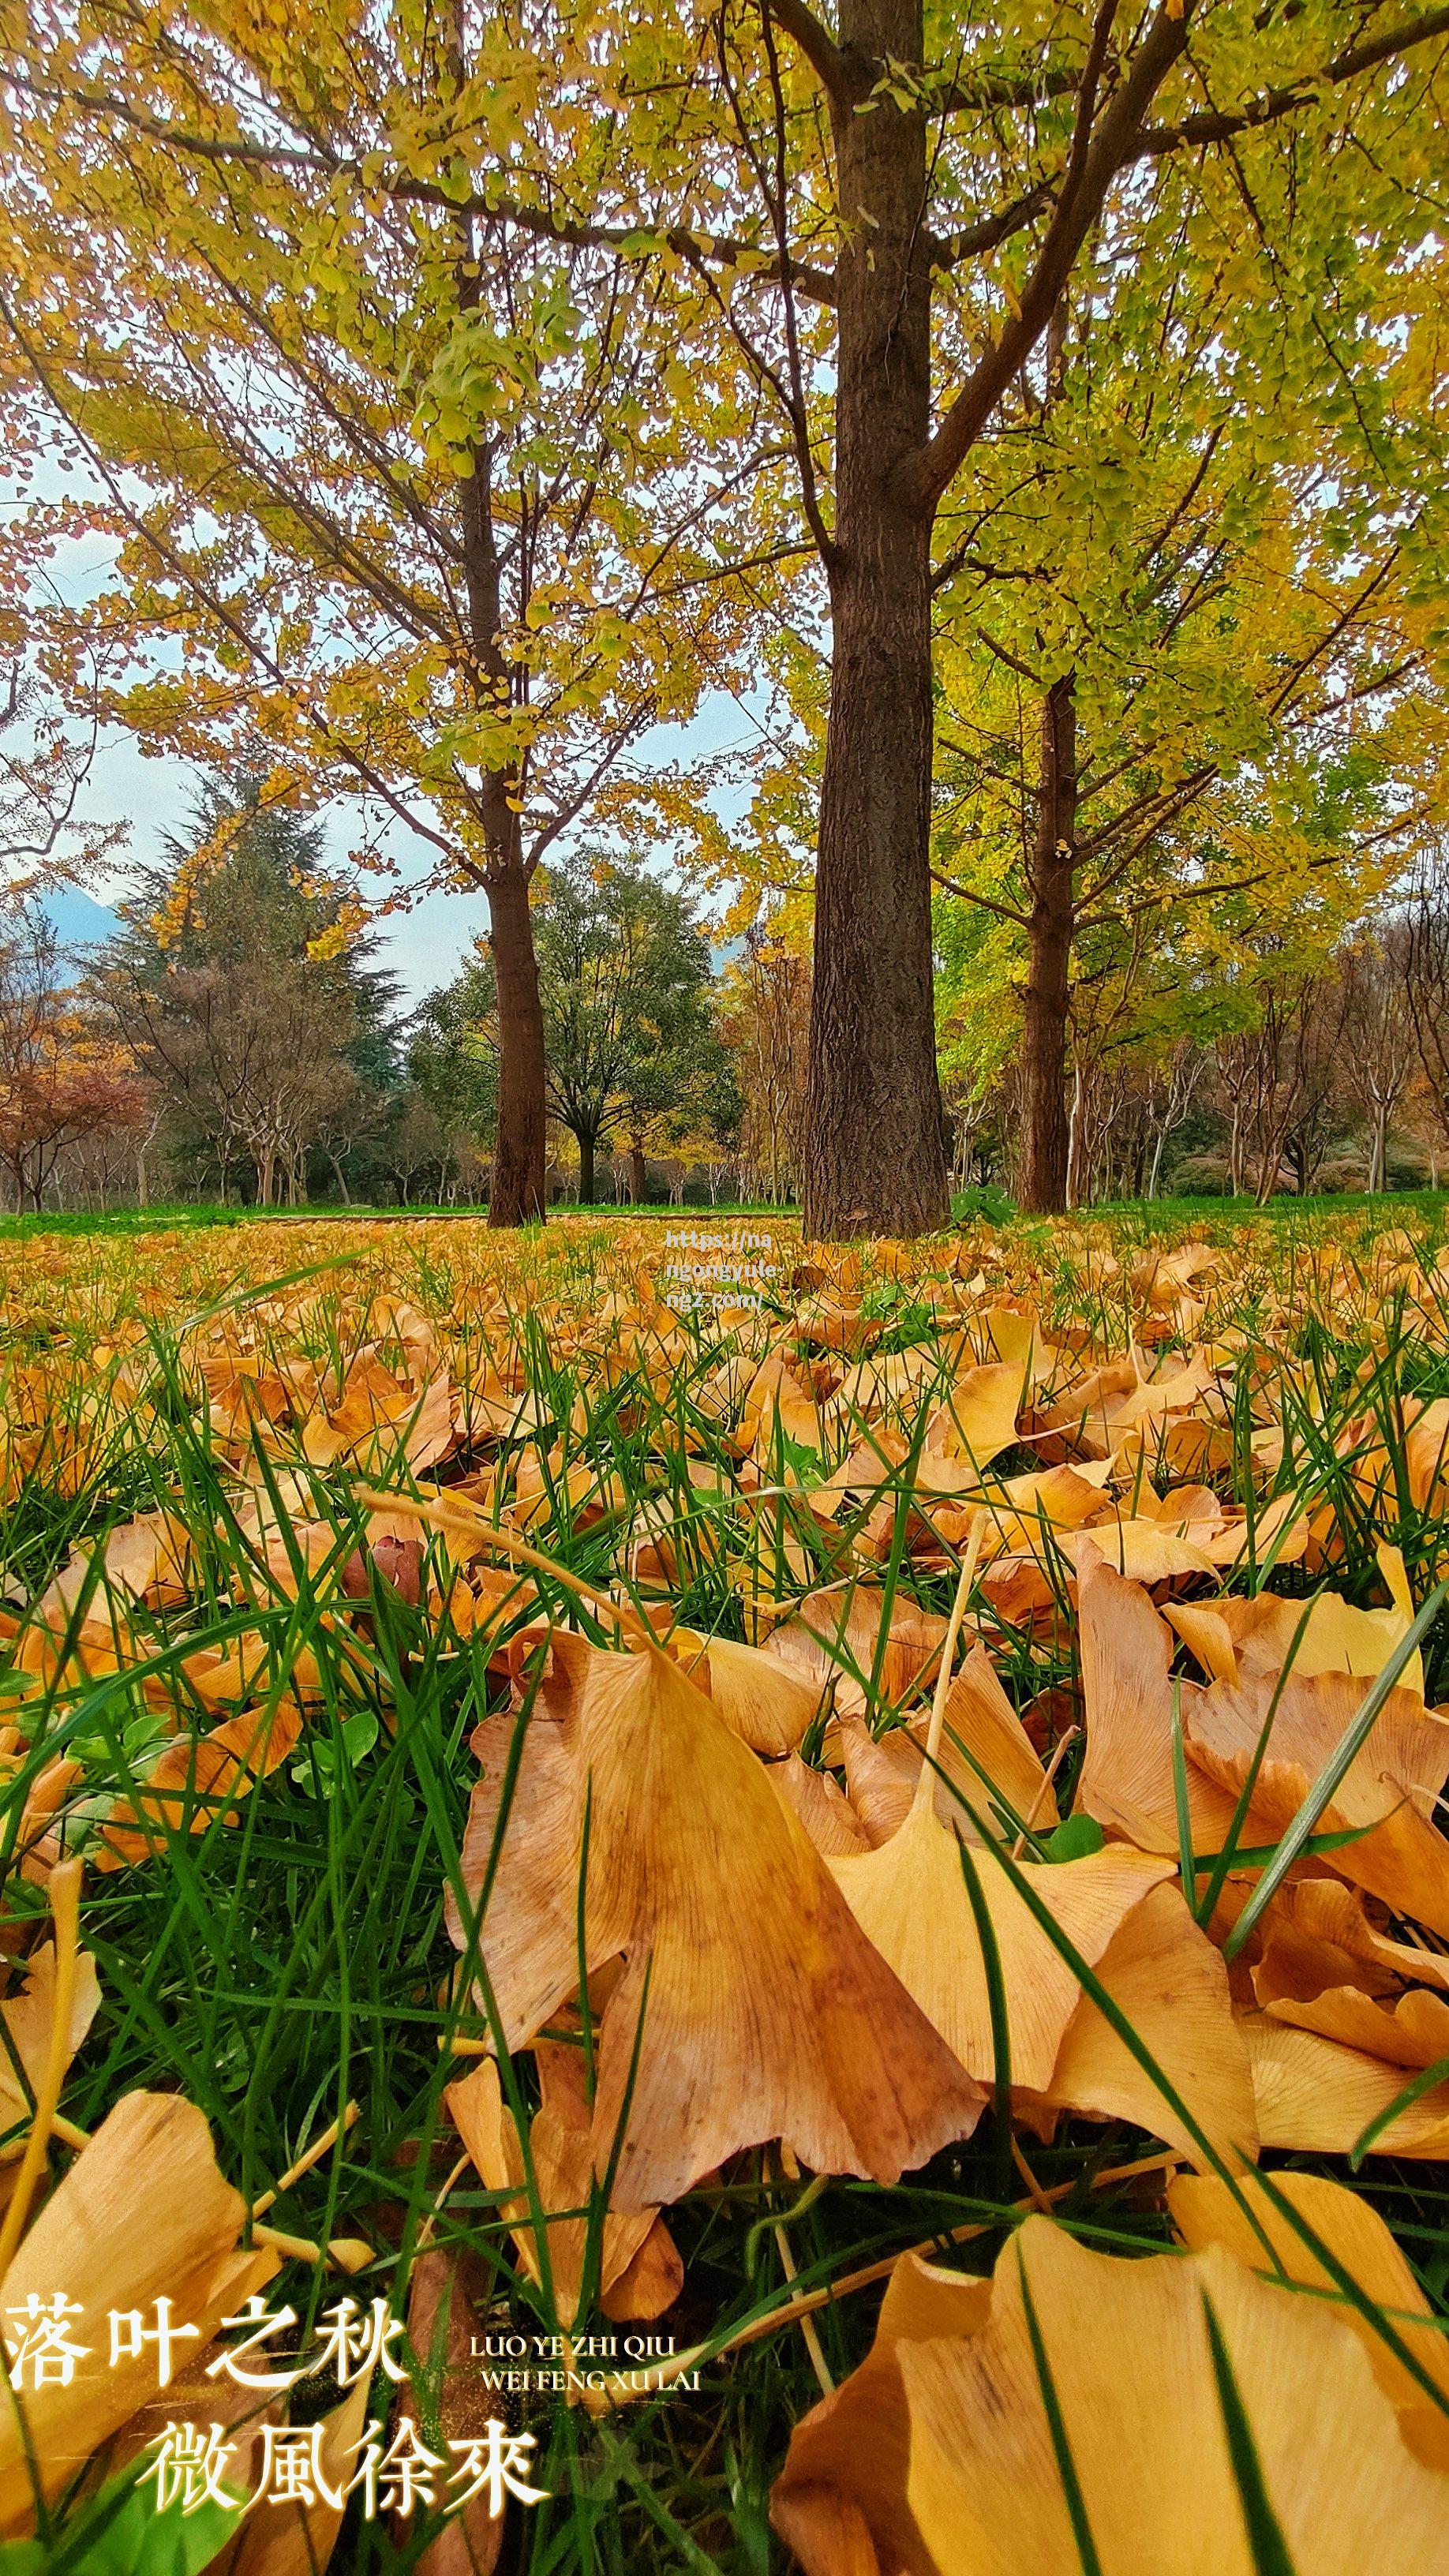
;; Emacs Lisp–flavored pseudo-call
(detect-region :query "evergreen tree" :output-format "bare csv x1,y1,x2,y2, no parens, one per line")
98,782,400,1204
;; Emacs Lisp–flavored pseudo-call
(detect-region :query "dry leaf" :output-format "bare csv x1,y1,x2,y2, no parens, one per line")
1042,1882,1258,2170
0,1941,100,2132
775,2215,1449,2576
1185,1667,1449,1934
571,1645,985,2208
829,1799,1172,2091
1074,1548,1255,1853
0,2092,278,2532
1243,2009,1449,2157
226,2376,375,2576
1170,2169,1449,2470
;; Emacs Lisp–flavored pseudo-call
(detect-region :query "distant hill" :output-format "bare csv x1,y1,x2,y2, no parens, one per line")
36,884,119,956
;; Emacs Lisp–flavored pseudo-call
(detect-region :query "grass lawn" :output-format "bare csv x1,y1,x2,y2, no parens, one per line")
4,1184,1447,1245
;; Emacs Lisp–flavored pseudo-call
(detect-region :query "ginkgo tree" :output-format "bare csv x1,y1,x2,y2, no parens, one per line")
0,7,775,1222
523,0,1449,1236
926,200,1447,1208
710,0,1449,1232
689,153,1447,1213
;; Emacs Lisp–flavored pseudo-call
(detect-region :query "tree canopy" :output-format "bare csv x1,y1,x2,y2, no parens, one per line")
422,850,735,1204
2,0,1448,1225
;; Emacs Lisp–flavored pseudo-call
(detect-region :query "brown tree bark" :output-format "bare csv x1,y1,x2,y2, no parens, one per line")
485,856,547,1226
459,406,547,1226
1020,676,1078,1213
803,0,947,1243
629,1143,648,1204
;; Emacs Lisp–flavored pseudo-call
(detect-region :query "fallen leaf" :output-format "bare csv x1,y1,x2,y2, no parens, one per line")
0,2093,278,2532
1242,2009,1449,2158
1170,2168,1449,2470
1042,1881,1259,2170
0,1942,101,2135
773,2215,1449,2576
828,1794,1173,2091
571,1645,985,2209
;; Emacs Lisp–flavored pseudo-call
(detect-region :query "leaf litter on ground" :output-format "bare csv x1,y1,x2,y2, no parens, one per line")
6,1208,1449,2564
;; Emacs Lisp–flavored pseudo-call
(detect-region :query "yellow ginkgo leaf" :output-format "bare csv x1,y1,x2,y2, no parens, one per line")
773,2218,1449,2576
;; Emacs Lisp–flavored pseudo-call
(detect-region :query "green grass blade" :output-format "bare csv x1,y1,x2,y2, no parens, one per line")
1350,2053,1449,2166
1018,2250,1105,2576
1223,1575,1449,1961
1201,2293,1297,2576
959,1839,1013,2200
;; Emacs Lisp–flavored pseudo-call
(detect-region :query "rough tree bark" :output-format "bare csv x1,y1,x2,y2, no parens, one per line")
483,851,547,1227
459,339,547,1225
804,0,946,1241
629,1143,649,1204
1020,676,1078,1212
577,1129,596,1204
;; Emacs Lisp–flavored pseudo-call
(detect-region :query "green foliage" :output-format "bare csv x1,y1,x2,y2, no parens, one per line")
407,947,500,1150
534,852,738,1193
927,154,1446,1112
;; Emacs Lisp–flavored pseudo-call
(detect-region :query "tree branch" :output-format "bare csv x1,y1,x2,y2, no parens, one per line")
456,195,840,306
755,1,838,565
904,0,1188,519
926,183,1055,273
929,865,1031,928
764,0,859,110
524,695,657,868
11,69,841,306
1133,2,1449,159
935,58,1086,115
1076,866,1274,930
0,290,462,868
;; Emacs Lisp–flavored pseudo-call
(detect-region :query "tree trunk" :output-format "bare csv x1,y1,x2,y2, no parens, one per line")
1020,677,1077,1212
1369,1099,1388,1193
456,409,548,1230
577,1129,596,1205
629,1144,647,1204
803,0,946,1243
1064,1053,1086,1209
485,859,546,1226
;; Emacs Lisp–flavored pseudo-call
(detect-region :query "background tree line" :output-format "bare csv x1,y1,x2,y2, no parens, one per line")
14,777,1449,1212
931,855,1449,1207
0,786,763,1214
